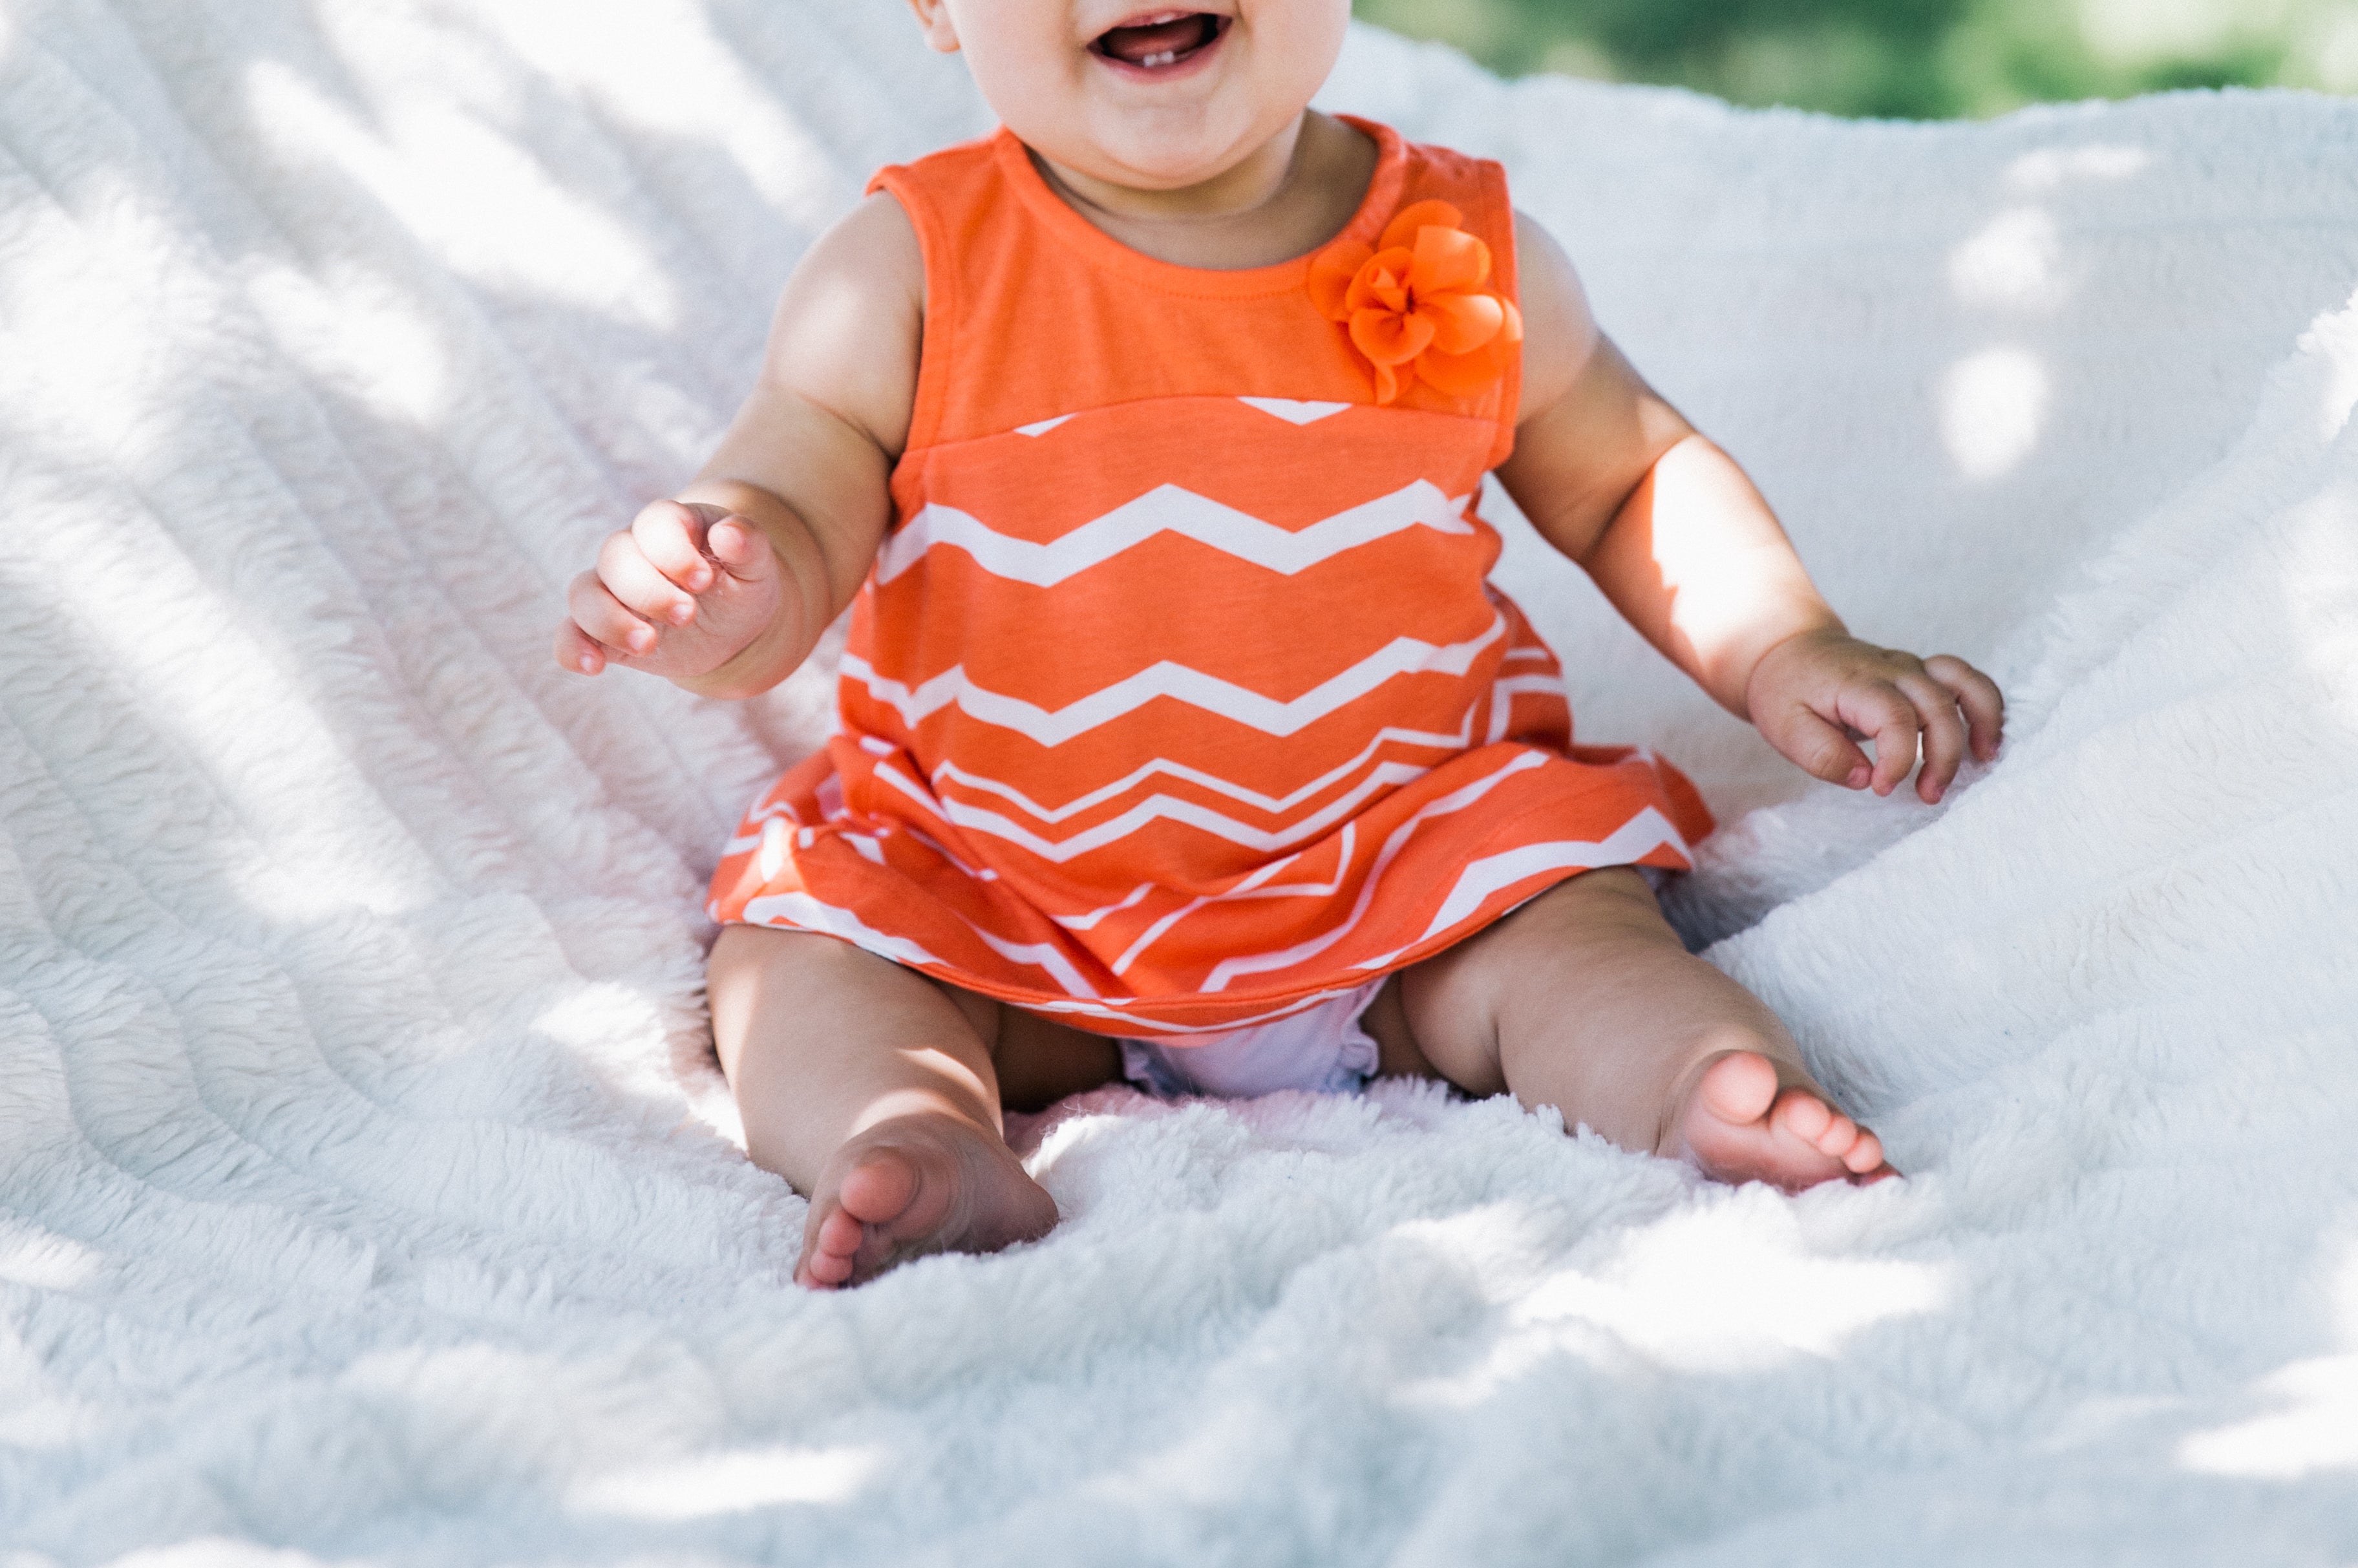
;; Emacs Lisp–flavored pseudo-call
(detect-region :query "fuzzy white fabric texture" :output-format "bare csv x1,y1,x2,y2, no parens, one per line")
4,3,2357,1563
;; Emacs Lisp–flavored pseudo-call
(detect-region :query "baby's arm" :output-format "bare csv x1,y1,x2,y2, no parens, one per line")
554,193,925,698
1496,215,2002,803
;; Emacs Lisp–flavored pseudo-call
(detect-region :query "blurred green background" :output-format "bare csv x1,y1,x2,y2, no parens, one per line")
1353,0,2358,118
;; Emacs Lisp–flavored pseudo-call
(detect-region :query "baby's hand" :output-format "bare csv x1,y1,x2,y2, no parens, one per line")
555,500,780,684
1746,628,2004,805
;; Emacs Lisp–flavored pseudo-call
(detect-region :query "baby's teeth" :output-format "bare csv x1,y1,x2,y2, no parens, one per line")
1143,48,1176,66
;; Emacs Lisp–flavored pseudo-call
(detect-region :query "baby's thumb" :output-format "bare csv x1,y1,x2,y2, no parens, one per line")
708,516,773,582
1772,705,1873,791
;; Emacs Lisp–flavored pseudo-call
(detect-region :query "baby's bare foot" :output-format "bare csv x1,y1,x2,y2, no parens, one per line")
796,1112,1058,1289
1664,1051,1894,1193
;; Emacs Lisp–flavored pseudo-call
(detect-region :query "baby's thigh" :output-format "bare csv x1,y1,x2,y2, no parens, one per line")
991,1004,1123,1112
1386,867,1692,1094
706,924,993,1083
705,926,1118,1110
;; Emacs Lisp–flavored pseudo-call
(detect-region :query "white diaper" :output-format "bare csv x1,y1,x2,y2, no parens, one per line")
1117,981,1384,1099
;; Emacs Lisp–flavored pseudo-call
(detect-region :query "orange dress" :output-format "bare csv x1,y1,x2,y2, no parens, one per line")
707,118,1714,1040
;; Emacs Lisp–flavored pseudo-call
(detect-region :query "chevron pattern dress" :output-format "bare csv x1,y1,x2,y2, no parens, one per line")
706,118,1715,1039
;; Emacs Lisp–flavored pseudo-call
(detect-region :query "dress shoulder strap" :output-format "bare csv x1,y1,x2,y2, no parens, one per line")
865,136,1011,455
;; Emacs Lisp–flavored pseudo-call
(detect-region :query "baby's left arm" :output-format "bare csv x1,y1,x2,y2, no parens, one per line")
1496,213,2003,805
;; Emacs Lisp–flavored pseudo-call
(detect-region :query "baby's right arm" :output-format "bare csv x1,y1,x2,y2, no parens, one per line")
554,193,924,699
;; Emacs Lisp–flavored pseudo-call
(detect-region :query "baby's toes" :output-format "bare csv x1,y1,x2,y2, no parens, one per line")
1811,1110,1860,1158
1770,1088,1832,1145
798,1204,866,1289
1840,1125,1887,1174
818,1203,867,1258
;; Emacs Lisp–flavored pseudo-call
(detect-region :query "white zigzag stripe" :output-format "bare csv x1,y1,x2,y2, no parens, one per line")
1115,894,1210,976
938,762,1425,862
1413,810,1691,943
903,826,1001,883
1215,822,1355,900
969,927,1099,998
1237,396,1350,425
1492,674,1566,701
1110,843,1335,977
873,480,1472,586
842,613,1506,747
1053,882,1155,931
721,798,803,856
1201,750,1549,991
745,892,1096,1000
871,759,954,827
1231,819,1355,897
739,892,944,969
739,880,1381,1034
1486,672,1566,744
931,714,1469,825
1046,819,1350,937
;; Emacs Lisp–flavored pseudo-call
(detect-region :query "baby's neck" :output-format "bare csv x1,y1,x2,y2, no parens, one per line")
1032,112,1377,272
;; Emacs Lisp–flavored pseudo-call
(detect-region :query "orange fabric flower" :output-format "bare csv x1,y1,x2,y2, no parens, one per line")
1308,200,1522,405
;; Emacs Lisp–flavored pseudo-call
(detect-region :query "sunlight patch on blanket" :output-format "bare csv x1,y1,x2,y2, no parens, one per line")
242,57,679,327
571,1445,886,1519
462,0,844,225
2284,489,2358,733
1938,345,2050,480
1949,207,2068,313
2308,292,2358,438
1502,1192,1949,1373
2178,1247,2358,1479
257,260,451,426
1397,1188,1951,1410
2003,142,2154,193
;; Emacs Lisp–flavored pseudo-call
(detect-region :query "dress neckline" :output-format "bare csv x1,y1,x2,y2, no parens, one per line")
990,115,1408,299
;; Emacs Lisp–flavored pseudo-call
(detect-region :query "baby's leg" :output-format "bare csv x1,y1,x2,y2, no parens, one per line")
708,926,1120,1287
1372,869,1890,1190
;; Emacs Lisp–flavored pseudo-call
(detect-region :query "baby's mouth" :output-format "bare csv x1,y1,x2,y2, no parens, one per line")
1092,11,1227,72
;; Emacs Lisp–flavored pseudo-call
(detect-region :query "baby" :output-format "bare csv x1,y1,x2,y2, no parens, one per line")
556,1,2003,1289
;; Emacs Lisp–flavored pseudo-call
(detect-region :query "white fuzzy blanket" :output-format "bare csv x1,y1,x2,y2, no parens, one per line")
5,3,2357,1562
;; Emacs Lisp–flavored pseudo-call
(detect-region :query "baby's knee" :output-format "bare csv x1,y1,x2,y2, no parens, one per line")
710,923,866,982
706,920,770,978
706,925,872,1042
1489,865,1681,958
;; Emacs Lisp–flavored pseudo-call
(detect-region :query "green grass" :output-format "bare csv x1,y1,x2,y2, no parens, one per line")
1353,0,2358,119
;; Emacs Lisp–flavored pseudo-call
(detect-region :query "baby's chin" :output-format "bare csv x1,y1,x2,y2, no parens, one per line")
1019,85,1302,195
1066,119,1271,189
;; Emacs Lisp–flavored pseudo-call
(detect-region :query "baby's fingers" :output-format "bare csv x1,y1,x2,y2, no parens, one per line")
567,568,657,659
1898,670,1968,804
630,500,718,596
1840,684,1922,798
599,531,701,629
555,615,609,676
1769,705,1874,791
1926,655,2005,761
707,516,776,583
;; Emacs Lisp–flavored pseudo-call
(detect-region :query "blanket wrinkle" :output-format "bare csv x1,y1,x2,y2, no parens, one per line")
3,3,2358,1563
